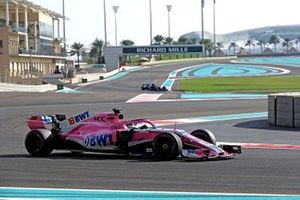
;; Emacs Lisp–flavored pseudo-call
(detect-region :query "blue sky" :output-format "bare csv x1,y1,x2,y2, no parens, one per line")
31,0,300,47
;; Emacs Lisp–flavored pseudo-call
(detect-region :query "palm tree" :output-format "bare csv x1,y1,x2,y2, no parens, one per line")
282,38,292,53
70,42,86,69
89,38,104,64
256,40,266,54
177,37,188,44
164,37,173,45
120,39,134,46
269,35,280,53
120,39,135,62
153,35,165,45
163,37,173,59
202,39,213,57
215,42,224,56
229,42,238,55
245,40,253,55
152,35,164,60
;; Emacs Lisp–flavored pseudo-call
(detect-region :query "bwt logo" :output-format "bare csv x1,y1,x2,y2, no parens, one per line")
68,111,90,125
84,134,113,147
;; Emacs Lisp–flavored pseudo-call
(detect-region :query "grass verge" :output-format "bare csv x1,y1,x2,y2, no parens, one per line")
178,76,300,93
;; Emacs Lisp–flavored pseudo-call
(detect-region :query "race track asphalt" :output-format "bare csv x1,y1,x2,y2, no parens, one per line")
0,60,299,195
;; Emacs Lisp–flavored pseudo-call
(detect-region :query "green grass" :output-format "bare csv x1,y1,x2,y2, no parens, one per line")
178,76,300,93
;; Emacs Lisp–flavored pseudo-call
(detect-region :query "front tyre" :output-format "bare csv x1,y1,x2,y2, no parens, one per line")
153,133,182,160
25,130,54,156
191,129,216,145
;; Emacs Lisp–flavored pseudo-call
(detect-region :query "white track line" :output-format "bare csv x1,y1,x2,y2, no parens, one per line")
126,93,163,103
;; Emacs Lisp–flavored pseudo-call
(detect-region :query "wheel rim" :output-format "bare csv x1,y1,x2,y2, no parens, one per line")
162,143,169,150
156,137,174,155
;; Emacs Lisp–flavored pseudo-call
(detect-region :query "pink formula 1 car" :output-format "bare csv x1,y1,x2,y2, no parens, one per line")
25,108,241,160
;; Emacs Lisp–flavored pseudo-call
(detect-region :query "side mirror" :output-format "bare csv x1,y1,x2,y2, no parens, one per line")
118,114,124,120
113,108,122,114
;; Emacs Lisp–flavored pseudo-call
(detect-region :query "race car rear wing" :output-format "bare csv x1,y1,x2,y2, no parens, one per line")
27,111,90,131
27,114,66,130
27,115,48,130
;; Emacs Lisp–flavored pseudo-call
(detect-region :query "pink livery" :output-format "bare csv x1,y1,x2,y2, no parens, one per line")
25,108,241,160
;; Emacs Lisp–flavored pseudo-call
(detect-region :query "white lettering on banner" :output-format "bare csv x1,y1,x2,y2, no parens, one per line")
137,47,167,54
168,47,188,53
136,48,145,53
126,46,202,54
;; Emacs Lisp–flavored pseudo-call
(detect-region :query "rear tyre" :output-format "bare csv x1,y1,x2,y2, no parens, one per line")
191,129,216,145
25,130,54,156
153,133,182,160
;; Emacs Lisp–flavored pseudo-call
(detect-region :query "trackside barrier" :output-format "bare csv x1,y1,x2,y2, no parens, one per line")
82,78,88,83
57,84,64,90
268,93,300,128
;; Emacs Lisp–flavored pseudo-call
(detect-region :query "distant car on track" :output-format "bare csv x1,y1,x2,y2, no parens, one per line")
25,108,241,160
141,83,168,91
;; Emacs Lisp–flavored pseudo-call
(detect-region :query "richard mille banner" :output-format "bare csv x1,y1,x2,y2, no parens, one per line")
122,45,203,55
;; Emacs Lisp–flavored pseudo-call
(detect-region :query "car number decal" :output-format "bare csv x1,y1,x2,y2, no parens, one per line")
68,111,90,125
